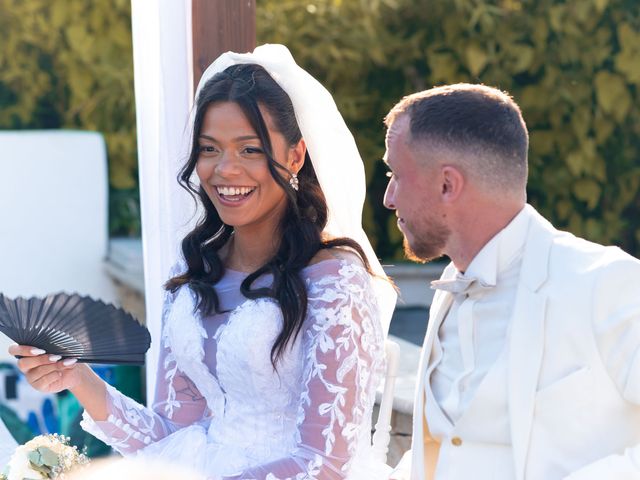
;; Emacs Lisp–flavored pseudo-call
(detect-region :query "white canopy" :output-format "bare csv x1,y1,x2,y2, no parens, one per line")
130,0,196,399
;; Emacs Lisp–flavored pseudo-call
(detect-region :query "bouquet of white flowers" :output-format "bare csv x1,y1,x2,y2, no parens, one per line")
1,434,89,480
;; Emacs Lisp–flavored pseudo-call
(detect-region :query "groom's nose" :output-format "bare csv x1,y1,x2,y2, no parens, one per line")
383,181,396,210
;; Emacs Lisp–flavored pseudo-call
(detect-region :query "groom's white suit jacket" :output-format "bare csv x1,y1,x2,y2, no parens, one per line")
393,205,640,480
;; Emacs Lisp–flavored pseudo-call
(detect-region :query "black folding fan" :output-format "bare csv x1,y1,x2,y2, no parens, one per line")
0,293,151,365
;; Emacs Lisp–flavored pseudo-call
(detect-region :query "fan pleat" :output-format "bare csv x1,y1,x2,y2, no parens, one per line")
0,293,151,365
26,294,60,345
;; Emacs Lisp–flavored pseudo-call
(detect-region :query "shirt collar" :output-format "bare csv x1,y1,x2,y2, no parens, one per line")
461,205,532,287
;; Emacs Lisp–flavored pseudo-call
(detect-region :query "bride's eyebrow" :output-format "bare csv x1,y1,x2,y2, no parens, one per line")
198,134,217,142
234,135,260,142
198,134,260,142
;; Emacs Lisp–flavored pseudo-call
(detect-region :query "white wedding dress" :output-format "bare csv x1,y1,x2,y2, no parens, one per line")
81,254,389,479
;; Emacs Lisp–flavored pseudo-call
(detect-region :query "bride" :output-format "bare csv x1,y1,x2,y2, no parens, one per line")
10,44,396,479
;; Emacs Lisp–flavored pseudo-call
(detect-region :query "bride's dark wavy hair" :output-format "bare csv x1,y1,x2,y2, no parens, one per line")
165,63,372,366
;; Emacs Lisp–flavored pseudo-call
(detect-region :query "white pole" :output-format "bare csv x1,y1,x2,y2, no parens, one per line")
130,0,195,402
372,340,401,464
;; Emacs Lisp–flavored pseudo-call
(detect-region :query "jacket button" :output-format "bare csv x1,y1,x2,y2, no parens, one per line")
451,437,462,446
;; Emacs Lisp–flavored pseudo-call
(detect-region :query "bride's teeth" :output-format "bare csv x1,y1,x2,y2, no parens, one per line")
217,186,254,196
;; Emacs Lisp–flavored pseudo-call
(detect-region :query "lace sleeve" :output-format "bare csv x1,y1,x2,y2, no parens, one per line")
225,260,386,480
80,287,210,455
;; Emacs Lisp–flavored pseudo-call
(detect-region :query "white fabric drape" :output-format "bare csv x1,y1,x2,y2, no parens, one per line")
130,0,196,400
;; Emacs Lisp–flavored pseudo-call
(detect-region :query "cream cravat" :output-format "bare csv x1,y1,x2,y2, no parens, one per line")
431,273,493,296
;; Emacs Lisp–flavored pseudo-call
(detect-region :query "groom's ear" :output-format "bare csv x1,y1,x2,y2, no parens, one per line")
288,138,306,173
440,165,465,203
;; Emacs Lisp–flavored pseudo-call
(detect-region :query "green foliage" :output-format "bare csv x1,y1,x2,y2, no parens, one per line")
258,0,640,258
2,1,639,253
0,0,138,235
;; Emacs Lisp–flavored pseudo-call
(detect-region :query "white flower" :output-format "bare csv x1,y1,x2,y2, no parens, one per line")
4,434,89,480
6,446,43,480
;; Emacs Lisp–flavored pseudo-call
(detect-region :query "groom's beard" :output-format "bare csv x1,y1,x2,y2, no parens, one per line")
403,216,450,264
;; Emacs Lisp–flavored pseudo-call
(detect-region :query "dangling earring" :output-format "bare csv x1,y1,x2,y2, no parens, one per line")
289,172,299,191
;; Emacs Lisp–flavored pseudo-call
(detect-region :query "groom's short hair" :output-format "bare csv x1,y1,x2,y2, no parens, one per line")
385,83,529,195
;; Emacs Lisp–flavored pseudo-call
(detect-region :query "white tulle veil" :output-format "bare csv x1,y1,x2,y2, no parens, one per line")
192,44,397,335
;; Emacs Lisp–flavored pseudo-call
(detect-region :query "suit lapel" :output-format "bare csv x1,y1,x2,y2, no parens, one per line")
509,206,555,480
412,264,455,480
508,288,546,480
421,264,456,391
422,287,455,380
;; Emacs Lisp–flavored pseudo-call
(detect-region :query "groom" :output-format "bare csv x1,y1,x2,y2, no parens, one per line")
383,84,640,480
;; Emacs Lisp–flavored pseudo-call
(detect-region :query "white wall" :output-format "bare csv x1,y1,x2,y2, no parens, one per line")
0,130,117,361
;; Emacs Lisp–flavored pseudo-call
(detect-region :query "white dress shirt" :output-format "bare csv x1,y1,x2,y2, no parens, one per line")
429,206,531,423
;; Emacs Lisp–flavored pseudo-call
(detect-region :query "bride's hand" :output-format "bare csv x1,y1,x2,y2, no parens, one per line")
8,344,89,393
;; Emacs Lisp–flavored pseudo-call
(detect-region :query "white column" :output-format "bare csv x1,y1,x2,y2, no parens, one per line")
130,0,196,401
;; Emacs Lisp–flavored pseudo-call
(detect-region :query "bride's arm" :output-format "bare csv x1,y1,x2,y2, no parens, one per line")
79,340,209,455
225,261,386,480
10,282,210,456
10,325,209,456
79,290,210,455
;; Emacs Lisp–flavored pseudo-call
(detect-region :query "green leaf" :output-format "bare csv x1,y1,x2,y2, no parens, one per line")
38,447,59,467
27,449,43,467
428,52,459,83
592,0,609,13
530,130,555,155
566,150,586,177
617,22,640,51
615,49,640,84
585,218,603,240
593,113,615,145
465,43,488,76
614,24,640,84
548,5,565,32
29,461,51,476
555,199,573,221
594,71,632,122
573,178,601,210
571,106,591,141
510,44,535,73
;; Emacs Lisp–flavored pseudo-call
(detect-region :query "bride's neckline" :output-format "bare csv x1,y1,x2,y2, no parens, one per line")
224,256,346,275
